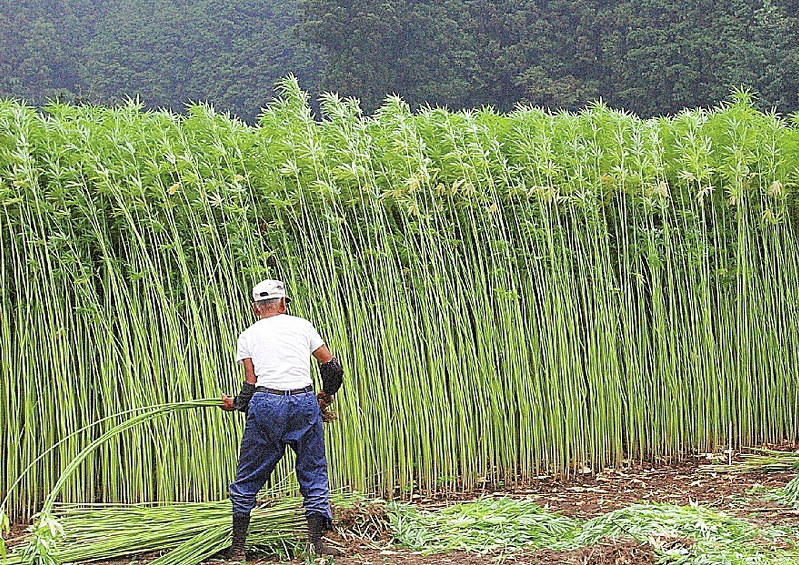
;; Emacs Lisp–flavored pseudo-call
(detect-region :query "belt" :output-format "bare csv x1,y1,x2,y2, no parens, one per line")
255,385,314,396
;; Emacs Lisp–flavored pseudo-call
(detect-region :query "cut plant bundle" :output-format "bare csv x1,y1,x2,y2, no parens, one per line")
769,475,799,509
2,497,352,565
7,496,798,565
700,449,799,474
0,396,357,563
2,83,799,522
388,497,581,553
387,497,799,563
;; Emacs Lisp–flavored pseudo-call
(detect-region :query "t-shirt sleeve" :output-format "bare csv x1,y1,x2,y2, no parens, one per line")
308,323,325,352
236,332,251,363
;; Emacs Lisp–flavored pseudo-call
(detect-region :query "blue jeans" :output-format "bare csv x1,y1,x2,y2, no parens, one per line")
229,391,333,519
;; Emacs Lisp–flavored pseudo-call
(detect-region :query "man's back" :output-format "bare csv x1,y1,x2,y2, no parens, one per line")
236,314,324,390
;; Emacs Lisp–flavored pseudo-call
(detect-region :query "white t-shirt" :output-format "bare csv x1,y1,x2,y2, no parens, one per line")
236,314,325,389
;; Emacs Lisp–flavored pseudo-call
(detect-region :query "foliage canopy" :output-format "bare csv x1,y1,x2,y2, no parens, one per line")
3,0,799,118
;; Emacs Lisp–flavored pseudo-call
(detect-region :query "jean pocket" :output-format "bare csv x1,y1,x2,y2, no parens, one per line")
302,393,322,424
250,393,274,416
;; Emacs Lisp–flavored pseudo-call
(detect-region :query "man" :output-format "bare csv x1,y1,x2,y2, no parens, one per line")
222,279,344,560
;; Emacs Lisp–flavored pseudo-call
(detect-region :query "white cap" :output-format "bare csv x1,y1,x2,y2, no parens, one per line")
252,279,291,303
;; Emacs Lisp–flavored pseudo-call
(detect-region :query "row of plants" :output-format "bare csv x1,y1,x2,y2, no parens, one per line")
1,80,798,519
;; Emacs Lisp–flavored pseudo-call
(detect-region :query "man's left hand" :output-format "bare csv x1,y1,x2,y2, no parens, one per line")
221,394,235,411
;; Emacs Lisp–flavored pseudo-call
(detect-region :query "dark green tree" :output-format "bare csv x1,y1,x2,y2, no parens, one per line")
299,0,799,116
2,0,799,119
0,0,97,103
0,0,325,120
298,0,524,112
81,0,326,120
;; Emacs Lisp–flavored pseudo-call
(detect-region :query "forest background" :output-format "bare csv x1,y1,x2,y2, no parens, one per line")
2,0,799,121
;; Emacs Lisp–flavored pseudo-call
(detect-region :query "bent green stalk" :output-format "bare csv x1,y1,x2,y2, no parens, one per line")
5,400,220,565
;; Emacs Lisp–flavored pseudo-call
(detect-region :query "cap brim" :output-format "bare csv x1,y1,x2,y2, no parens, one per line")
252,295,291,303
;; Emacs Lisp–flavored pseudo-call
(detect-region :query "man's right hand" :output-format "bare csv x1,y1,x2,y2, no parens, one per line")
318,392,337,422
221,394,235,411
317,391,334,409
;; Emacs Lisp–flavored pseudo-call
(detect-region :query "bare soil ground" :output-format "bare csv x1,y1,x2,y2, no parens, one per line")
508,454,798,526
252,539,657,565
8,448,798,564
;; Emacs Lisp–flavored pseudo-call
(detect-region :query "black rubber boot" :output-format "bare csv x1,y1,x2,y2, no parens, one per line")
227,513,250,561
307,513,342,556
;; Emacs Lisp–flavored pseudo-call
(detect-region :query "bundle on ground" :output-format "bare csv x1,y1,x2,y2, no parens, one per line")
700,449,799,474
2,497,328,565
5,495,799,565
389,497,580,553
389,497,799,564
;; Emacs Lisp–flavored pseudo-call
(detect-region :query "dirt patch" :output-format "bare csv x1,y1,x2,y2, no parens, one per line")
392,451,797,525
530,538,656,565
335,499,394,548
5,523,29,548
514,458,796,522
245,539,656,565
258,550,500,564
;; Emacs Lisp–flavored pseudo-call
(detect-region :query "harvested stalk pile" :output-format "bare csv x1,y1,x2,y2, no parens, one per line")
766,476,799,509
1,400,222,562
700,449,799,474
389,497,799,564
2,497,362,565
7,496,799,565
0,398,358,564
389,497,581,553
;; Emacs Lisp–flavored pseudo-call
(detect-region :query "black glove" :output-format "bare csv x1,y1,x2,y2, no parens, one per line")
319,357,343,396
233,382,256,412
